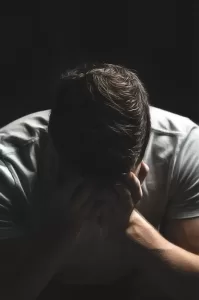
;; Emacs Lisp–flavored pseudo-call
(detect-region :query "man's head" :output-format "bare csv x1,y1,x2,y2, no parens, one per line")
48,63,151,284
49,63,150,182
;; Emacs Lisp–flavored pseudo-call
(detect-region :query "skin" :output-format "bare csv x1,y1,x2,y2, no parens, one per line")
53,161,199,297
128,161,199,256
52,162,148,285
126,167,199,299
128,163,199,256
163,218,199,255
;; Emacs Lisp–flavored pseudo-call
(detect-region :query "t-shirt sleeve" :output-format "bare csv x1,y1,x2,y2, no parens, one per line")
166,126,199,219
0,158,25,239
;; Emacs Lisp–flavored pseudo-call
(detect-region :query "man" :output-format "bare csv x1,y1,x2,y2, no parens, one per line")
0,63,199,299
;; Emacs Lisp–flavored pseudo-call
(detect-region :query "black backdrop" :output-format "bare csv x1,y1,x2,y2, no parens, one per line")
0,0,198,127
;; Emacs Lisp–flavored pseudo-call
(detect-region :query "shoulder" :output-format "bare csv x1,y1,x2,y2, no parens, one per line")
146,106,198,164
148,106,198,165
0,109,51,155
0,110,52,204
141,107,199,225
150,106,198,136
147,106,199,174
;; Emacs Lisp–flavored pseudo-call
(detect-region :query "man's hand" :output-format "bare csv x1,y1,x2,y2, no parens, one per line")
120,161,149,206
124,161,169,250
55,162,148,235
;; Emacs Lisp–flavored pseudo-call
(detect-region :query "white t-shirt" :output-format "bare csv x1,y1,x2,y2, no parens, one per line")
0,107,199,238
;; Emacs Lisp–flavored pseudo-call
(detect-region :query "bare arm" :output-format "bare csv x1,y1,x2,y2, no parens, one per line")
0,223,72,300
0,158,86,300
0,161,68,299
126,210,199,300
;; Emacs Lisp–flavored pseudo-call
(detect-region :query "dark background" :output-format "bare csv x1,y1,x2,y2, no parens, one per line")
0,0,198,127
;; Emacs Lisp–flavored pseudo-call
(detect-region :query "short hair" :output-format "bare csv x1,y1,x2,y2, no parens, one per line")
49,63,150,182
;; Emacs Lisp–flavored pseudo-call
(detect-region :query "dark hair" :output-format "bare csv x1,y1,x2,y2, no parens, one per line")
49,63,150,182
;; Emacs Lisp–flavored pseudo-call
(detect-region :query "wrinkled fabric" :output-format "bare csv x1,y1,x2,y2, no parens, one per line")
0,107,199,239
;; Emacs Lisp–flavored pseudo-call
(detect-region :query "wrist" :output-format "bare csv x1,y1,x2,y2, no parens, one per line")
127,209,172,250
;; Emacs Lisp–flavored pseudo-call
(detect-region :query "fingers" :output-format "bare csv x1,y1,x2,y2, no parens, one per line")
118,162,149,205
138,162,149,185
127,172,143,202
114,184,134,207
69,180,95,214
119,172,142,206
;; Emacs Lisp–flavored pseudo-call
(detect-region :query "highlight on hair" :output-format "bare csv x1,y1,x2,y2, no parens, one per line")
49,63,151,182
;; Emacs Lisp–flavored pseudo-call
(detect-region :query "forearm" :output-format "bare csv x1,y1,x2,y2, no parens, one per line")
127,211,199,300
1,225,69,300
140,240,199,299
